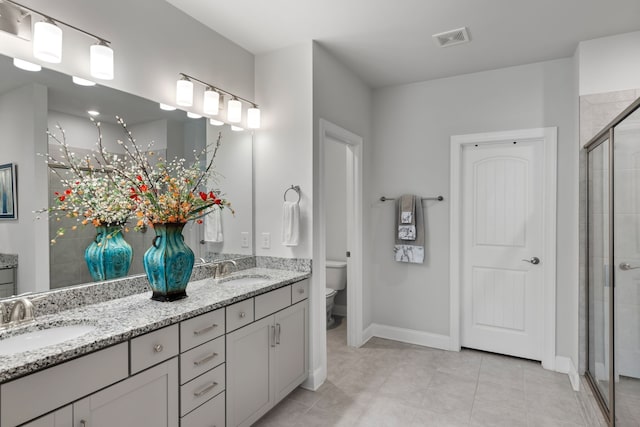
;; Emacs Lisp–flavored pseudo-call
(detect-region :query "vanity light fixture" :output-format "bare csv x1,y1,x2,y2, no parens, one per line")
230,125,244,132
2,0,115,79
13,58,41,72
209,119,224,126
187,112,202,119
87,110,100,116
176,72,260,128
72,76,96,86
159,103,177,111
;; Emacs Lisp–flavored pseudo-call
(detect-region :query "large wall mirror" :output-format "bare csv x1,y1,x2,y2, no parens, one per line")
0,53,254,293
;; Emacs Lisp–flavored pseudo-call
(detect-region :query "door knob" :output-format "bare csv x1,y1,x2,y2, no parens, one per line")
619,262,640,271
522,257,540,265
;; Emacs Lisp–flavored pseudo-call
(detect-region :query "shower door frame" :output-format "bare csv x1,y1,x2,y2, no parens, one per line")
584,96,640,426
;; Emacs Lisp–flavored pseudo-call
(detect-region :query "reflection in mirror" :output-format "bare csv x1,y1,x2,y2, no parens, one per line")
0,53,253,294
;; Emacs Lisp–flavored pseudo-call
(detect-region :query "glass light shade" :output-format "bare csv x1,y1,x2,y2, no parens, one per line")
209,119,224,126
203,89,220,115
87,110,100,116
159,103,176,111
247,107,261,129
72,76,96,86
33,20,62,63
187,112,202,119
13,58,41,72
176,78,193,107
231,125,244,132
90,43,114,80
227,98,242,123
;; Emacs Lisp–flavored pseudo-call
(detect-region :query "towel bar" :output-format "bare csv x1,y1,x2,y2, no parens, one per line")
380,195,444,202
284,185,301,203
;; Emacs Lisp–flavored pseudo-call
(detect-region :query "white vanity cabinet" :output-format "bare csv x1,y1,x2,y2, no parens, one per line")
226,294,309,427
21,406,72,427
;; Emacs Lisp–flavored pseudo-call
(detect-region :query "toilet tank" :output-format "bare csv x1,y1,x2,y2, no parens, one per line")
326,260,347,291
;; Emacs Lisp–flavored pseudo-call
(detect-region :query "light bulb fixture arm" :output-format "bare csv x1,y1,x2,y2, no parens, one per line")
4,0,111,45
179,72,258,108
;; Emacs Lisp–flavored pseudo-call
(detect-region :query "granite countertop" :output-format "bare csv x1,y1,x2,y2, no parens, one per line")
0,267,310,383
0,254,18,269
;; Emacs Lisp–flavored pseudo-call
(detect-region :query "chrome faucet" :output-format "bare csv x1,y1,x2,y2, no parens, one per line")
215,259,237,279
0,295,36,329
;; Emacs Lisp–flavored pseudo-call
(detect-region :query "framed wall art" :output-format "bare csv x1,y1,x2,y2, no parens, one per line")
0,163,17,220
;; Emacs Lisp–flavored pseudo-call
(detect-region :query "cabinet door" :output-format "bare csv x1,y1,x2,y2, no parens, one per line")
274,300,309,402
22,406,72,427
74,358,178,427
226,315,274,427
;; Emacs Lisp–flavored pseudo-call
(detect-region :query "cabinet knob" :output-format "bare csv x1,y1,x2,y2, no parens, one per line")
239,312,246,318
154,344,164,353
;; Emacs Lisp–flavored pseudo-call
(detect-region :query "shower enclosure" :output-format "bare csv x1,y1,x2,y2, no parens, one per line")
586,98,640,426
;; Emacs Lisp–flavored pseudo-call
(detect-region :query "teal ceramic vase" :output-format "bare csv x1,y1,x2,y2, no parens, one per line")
85,225,133,281
143,223,194,301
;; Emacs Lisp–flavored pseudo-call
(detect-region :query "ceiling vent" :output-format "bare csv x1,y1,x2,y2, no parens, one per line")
432,27,470,48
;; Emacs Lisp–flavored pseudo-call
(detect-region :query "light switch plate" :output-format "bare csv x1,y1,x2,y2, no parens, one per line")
241,232,249,248
261,232,271,249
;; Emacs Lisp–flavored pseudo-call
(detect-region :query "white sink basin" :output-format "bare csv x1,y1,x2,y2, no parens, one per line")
220,275,271,287
0,324,96,356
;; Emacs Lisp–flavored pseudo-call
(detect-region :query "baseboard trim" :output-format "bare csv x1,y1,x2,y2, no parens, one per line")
301,364,326,391
362,324,374,345
370,323,451,351
555,356,580,391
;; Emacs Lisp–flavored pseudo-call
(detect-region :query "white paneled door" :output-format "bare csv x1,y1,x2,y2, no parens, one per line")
461,140,544,360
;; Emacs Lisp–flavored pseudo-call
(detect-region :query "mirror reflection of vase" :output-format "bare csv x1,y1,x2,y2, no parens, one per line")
84,225,133,281
143,223,195,302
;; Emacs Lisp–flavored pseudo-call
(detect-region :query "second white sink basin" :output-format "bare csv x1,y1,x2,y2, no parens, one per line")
219,275,271,287
0,324,96,356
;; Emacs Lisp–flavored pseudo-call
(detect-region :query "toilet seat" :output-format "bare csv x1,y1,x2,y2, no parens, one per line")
325,288,337,297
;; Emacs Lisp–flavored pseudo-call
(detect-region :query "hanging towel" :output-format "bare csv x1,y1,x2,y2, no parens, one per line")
204,207,224,243
394,195,425,263
281,201,300,246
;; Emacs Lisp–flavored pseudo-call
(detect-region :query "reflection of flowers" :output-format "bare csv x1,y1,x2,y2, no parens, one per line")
100,117,231,229
39,124,134,244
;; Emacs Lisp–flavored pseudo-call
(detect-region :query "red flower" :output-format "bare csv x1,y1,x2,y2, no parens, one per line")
196,219,203,224
208,191,215,200
140,184,148,192
136,175,143,181
214,199,221,205
59,195,66,201
199,191,207,201
54,191,59,196
65,189,72,195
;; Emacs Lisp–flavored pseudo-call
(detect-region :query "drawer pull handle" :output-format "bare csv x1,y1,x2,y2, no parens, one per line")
193,381,218,397
193,352,218,366
154,344,164,353
193,323,218,336
271,325,276,347
275,323,281,345
239,311,246,318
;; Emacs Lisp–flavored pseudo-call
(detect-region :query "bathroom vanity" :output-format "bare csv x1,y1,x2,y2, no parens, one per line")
0,254,17,299
0,267,310,427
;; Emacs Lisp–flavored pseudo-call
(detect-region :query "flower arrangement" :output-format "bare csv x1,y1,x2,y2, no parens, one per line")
41,124,134,244
100,116,231,229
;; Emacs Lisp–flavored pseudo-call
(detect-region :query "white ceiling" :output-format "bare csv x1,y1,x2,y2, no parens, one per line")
166,0,640,88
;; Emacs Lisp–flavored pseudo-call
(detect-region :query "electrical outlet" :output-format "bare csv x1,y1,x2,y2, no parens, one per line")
241,232,249,248
261,232,271,249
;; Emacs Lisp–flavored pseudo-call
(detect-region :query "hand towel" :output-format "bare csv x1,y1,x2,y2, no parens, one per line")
394,195,425,263
400,195,414,224
204,207,224,243
282,201,300,246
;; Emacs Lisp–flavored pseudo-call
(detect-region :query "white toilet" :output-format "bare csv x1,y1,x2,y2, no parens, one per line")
325,260,347,328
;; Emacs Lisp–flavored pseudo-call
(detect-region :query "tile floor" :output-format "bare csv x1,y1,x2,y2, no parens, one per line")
254,319,607,427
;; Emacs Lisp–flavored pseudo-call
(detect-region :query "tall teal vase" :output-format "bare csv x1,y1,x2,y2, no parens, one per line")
85,225,133,281
143,223,194,302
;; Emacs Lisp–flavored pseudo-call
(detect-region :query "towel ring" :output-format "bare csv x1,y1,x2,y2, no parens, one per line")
284,185,301,203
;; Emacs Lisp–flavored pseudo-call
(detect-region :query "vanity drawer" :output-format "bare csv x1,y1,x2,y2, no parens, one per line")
180,363,225,416
0,268,13,284
180,390,225,427
180,308,225,351
255,286,291,320
130,324,179,374
292,279,309,304
180,335,226,384
226,298,254,332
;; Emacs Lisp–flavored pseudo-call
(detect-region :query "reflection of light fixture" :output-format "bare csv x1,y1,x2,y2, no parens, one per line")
159,103,176,111
187,112,202,119
33,18,62,63
13,58,41,72
90,41,114,80
227,98,242,123
87,110,100,116
231,125,244,132
203,87,220,116
177,72,260,128
176,75,193,107
72,76,96,86
2,0,115,79
247,105,261,129
209,119,224,126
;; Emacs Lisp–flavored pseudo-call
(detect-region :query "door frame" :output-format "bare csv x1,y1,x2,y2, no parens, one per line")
307,119,364,389
449,127,557,370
